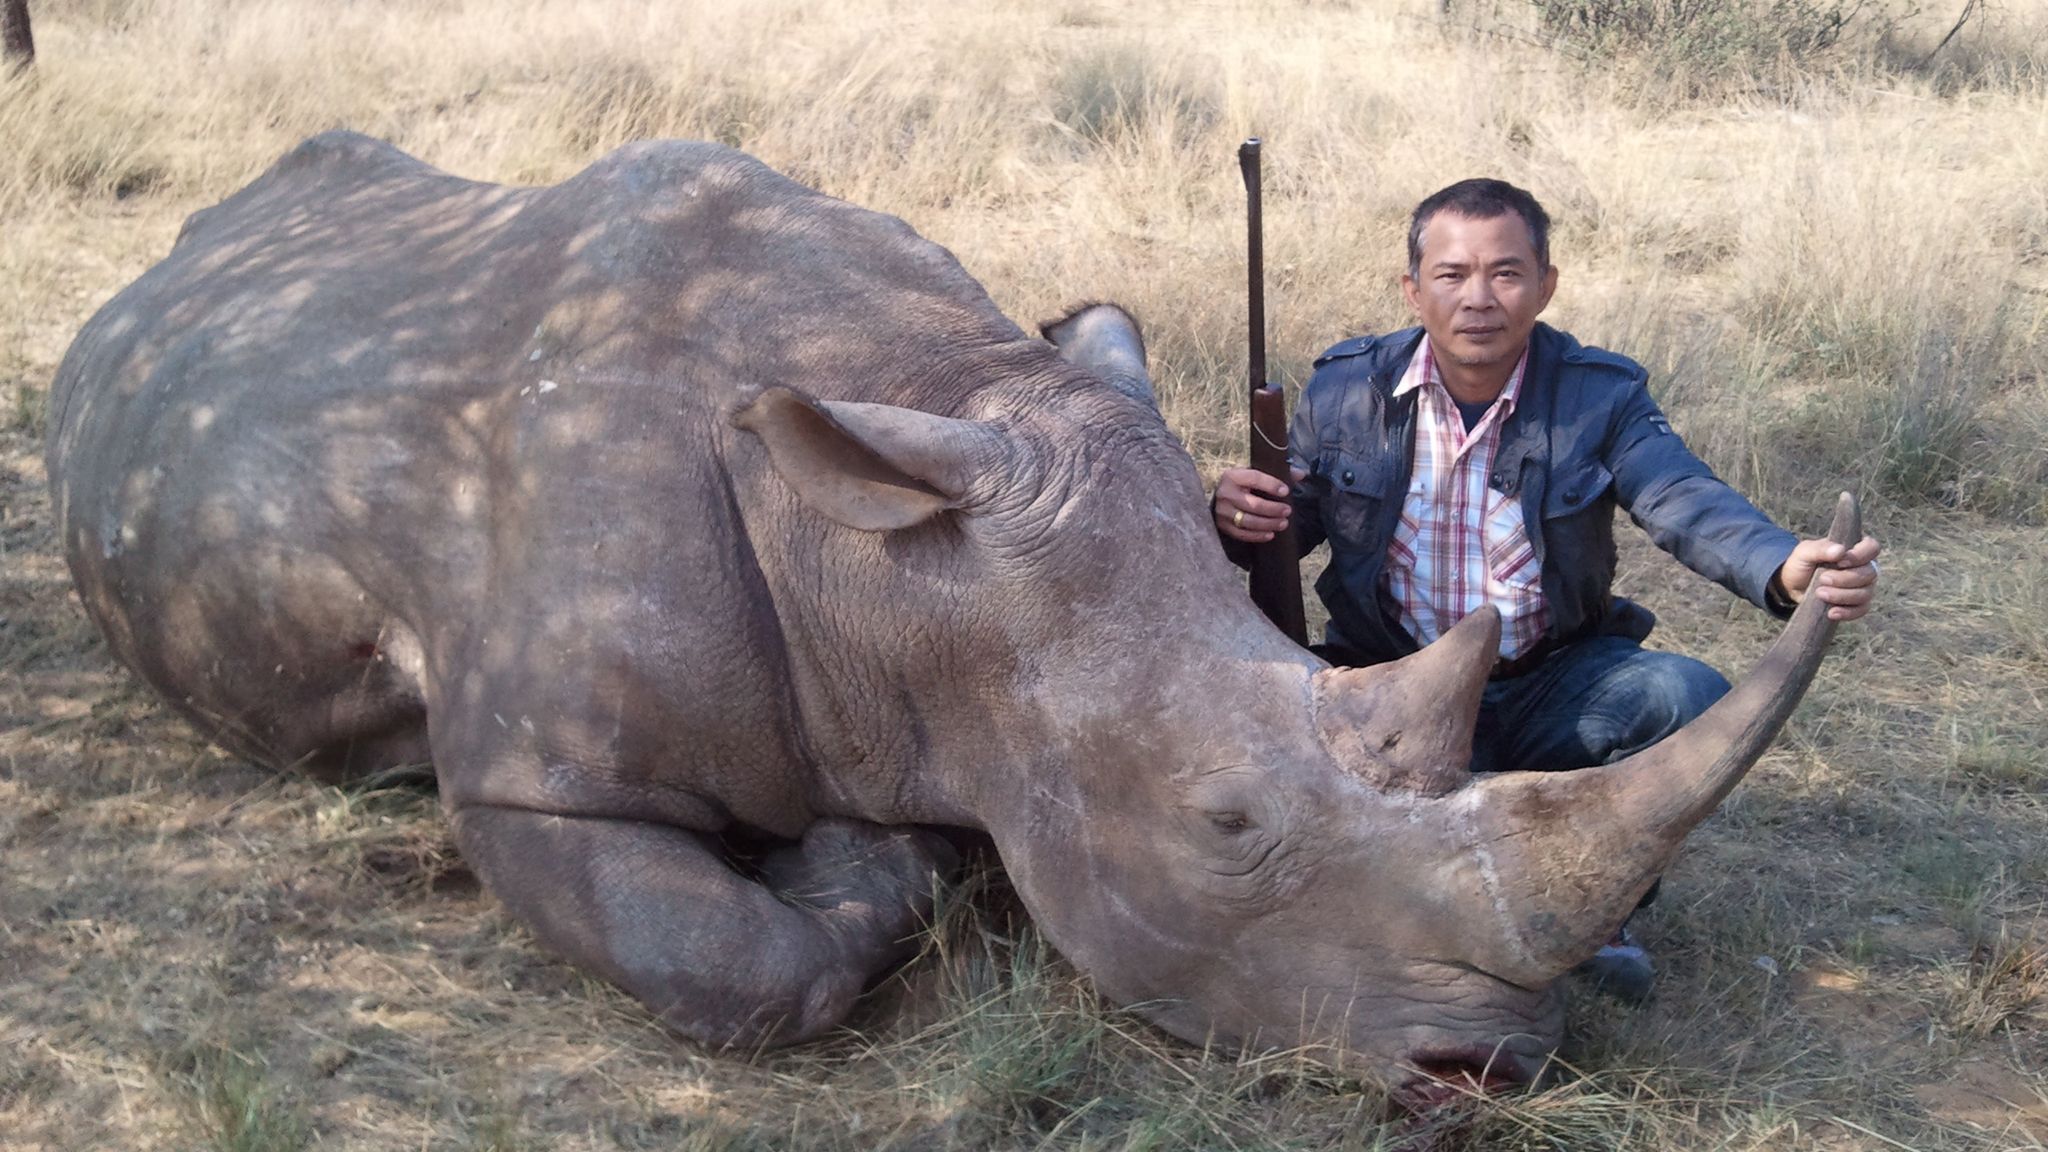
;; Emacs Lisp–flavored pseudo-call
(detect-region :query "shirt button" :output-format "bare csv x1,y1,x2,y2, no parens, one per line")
1342,470,1355,485
1565,488,1582,503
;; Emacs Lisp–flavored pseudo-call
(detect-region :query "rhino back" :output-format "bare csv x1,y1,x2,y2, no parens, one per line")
46,132,1035,826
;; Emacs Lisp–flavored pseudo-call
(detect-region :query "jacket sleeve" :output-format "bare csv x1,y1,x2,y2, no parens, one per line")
1217,379,1328,569
1604,381,1799,617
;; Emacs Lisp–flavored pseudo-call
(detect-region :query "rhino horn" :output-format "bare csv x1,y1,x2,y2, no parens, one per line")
1465,492,1861,979
1314,604,1498,796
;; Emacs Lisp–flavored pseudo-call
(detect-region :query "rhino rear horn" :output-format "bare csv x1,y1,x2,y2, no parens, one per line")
733,388,1003,532
1313,605,1497,795
1042,303,1156,409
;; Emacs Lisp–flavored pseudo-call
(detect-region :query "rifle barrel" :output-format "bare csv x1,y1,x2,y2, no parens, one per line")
1239,139,1265,397
1238,137,1307,647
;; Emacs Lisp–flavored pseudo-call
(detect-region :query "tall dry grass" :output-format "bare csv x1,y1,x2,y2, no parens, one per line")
5,0,2044,499
4,0,2048,1149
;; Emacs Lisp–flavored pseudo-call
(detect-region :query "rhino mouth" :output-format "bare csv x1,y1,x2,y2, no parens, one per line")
1399,1042,1542,1108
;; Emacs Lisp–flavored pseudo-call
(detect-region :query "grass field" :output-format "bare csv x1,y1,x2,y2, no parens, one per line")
4,0,2048,1147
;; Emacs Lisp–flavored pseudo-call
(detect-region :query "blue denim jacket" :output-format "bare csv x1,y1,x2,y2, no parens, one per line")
1261,323,1798,662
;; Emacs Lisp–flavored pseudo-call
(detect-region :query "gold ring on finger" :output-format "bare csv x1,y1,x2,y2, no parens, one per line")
1233,509,1245,527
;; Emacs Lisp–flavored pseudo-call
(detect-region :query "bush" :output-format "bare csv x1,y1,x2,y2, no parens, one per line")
1048,44,1216,147
1468,0,2019,94
1529,0,1864,71
9,383,46,436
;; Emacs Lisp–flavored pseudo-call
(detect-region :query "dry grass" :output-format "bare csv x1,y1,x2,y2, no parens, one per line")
4,0,2048,1147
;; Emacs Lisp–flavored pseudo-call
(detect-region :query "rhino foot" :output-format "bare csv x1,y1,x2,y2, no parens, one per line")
451,805,950,1051
759,817,958,966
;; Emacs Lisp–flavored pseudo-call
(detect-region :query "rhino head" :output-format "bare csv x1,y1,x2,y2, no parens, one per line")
735,302,1850,1097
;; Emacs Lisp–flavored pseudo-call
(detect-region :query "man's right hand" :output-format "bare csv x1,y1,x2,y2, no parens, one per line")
1214,466,1304,543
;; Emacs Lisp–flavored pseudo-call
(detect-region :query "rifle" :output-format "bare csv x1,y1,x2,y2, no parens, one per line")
1239,138,1308,647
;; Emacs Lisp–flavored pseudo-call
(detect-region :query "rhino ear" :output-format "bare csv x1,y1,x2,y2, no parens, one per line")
732,387,1002,532
1041,302,1156,409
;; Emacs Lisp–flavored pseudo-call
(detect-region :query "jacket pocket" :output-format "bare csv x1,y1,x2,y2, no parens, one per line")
1320,448,1397,552
1542,462,1614,520
1540,462,1619,588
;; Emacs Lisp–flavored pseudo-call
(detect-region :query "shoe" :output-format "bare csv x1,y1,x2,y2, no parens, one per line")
1575,924,1654,1003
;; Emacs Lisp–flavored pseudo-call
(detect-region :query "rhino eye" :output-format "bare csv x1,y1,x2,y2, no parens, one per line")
1209,812,1251,834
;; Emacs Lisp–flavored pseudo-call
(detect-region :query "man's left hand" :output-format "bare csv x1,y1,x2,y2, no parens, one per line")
1776,535,1882,622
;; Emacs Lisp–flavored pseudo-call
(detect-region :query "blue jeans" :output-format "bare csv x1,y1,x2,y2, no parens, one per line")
1472,636,1731,776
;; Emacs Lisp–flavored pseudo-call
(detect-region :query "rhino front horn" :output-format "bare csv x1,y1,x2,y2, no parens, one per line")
1464,492,1861,981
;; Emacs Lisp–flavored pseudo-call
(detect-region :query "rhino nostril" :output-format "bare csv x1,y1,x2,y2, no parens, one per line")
1379,731,1401,751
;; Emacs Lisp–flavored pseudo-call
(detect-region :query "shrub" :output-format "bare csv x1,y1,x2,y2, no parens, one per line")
1464,0,2019,94
1752,273,2047,521
1528,0,1864,70
1048,44,1216,147
9,383,46,436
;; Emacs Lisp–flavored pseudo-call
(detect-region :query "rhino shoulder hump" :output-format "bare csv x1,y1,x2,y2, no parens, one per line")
177,132,443,248
257,131,440,196
277,130,418,172
574,139,794,201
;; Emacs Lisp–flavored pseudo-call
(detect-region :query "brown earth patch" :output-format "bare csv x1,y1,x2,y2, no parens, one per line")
1792,966,1928,1067
1915,1061,2048,1147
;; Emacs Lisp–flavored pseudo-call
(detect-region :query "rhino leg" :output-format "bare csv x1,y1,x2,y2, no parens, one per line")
451,806,950,1049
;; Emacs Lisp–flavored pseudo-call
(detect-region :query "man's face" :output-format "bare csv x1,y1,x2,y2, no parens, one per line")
1401,210,1558,373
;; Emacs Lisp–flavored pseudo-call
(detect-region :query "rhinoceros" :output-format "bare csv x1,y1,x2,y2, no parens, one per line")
46,130,1854,1096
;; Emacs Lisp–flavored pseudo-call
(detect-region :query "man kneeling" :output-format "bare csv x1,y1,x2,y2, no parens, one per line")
1213,178,1881,998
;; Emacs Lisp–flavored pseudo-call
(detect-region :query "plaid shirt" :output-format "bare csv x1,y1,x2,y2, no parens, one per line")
1384,337,1549,660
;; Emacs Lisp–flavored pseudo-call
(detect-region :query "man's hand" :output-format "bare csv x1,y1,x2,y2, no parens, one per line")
1215,466,1306,543
1775,534,1882,622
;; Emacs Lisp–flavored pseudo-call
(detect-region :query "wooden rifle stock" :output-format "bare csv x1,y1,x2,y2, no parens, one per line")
1239,139,1308,647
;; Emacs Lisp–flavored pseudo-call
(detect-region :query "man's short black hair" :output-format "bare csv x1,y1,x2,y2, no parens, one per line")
1407,179,1551,277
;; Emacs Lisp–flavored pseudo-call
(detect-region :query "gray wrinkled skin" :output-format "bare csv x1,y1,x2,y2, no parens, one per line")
48,133,1838,1097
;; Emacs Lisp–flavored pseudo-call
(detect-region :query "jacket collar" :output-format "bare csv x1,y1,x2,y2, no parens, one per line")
1356,328,1426,396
